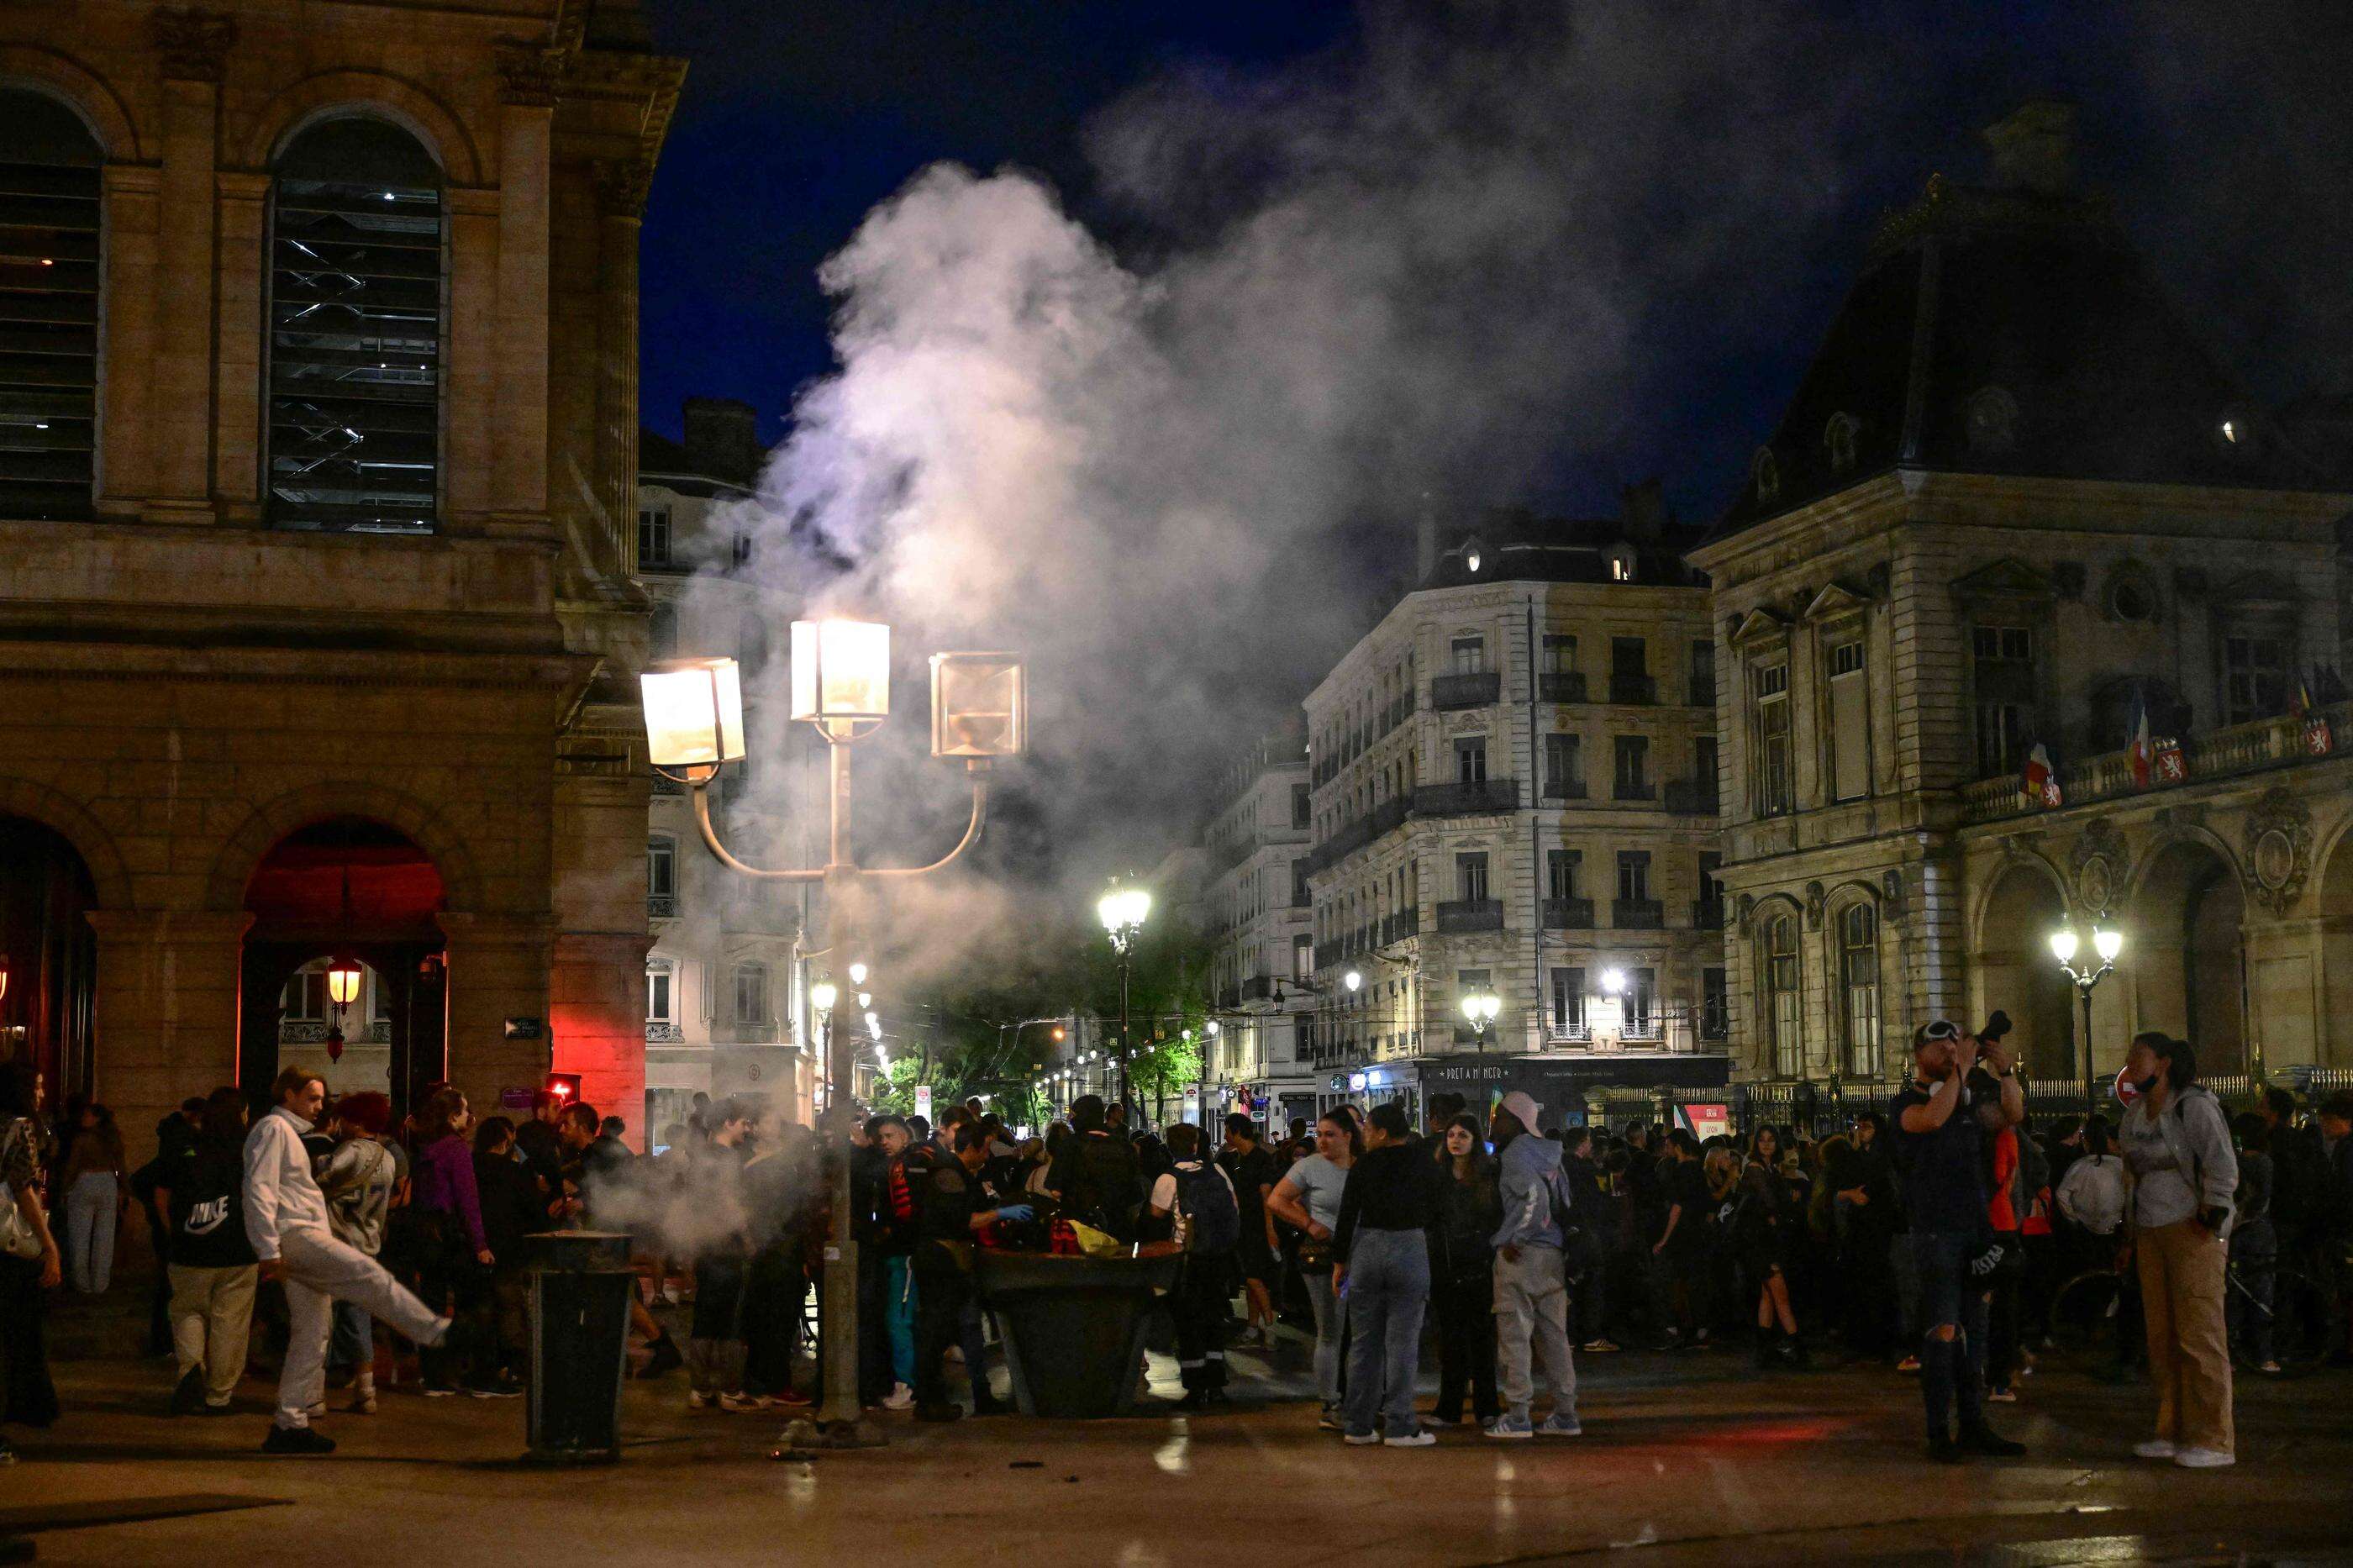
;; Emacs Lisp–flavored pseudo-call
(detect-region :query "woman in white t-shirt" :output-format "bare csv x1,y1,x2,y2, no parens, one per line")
1267,1108,1360,1429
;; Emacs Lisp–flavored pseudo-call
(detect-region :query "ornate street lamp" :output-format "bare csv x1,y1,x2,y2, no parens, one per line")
2050,925,2124,1123
1098,880,1150,1118
1461,988,1501,1049
641,622,1024,1451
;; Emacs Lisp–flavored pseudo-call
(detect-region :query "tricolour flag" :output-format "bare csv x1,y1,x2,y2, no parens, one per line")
2024,742,2061,808
2128,692,2154,788
2295,666,2334,755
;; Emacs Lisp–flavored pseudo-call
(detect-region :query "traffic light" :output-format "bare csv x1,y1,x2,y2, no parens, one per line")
545,1071,582,1105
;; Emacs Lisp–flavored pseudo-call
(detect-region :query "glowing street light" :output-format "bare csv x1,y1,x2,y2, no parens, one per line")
2050,925,2124,1120
1461,989,1502,1049
1098,878,1151,1117
1344,969,1363,992
641,619,1024,1450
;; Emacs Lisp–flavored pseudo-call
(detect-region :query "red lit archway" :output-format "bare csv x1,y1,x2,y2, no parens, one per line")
0,815,97,1102
240,817,448,1114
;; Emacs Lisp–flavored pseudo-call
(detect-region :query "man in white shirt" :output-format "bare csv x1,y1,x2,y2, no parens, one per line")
1147,1123,1239,1409
245,1067,457,1455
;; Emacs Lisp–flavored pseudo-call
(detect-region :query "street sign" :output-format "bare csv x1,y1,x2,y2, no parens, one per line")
503,1016,544,1040
915,1084,933,1120
499,1087,534,1111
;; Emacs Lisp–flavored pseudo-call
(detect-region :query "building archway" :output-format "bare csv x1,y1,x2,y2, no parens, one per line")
2129,838,2248,1074
0,815,97,1102
2319,823,2353,1066
1972,859,2074,1079
240,816,447,1114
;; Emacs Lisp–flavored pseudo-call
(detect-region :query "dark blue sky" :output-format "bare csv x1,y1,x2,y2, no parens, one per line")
637,1,2350,529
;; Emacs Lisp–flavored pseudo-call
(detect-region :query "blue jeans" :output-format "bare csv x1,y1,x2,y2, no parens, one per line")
329,1300,371,1374
1343,1229,1429,1439
1910,1229,1991,1440
883,1254,918,1389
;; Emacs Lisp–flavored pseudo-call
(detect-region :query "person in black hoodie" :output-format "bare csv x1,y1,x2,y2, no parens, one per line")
156,1088,255,1416
472,1117,544,1392
1427,1113,1501,1425
1046,1095,1143,1243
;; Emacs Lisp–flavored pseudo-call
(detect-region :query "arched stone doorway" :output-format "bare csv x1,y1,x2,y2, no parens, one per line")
240,817,447,1114
2129,839,2248,1074
1973,860,2075,1078
2320,827,2353,1066
0,816,97,1101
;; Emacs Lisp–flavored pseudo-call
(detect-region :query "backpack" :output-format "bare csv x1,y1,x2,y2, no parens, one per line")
1172,1163,1239,1255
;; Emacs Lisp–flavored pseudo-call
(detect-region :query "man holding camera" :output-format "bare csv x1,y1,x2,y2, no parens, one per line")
1890,1019,2026,1464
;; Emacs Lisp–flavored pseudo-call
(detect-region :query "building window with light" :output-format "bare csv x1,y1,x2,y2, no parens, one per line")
1765,914,1801,1077
1456,852,1489,903
1839,902,1881,1076
1545,733,1582,798
1545,848,1580,901
267,117,448,534
647,836,676,914
639,506,671,567
2224,633,2290,725
646,960,674,1025
1701,966,1729,1040
1971,625,2036,778
282,966,326,1022
1625,967,1657,1038
1613,735,1650,800
1450,636,1486,676
734,963,770,1024
1454,736,1487,783
1825,639,1870,801
1754,663,1792,815
1550,967,1585,1037
1,90,102,518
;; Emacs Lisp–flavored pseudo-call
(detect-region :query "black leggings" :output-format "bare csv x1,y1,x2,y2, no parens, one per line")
1432,1271,1498,1421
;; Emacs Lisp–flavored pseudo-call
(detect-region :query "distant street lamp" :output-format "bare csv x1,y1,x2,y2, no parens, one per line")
2050,925,2124,1123
1098,880,1150,1119
642,625,1024,1450
1461,988,1501,1049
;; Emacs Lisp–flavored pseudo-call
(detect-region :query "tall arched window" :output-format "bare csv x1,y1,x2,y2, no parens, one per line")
1,90,103,518
1838,902,1881,1076
1765,913,1801,1078
267,117,445,533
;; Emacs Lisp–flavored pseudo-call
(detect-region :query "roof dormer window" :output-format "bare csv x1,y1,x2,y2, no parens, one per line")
1966,386,2018,455
1751,447,1780,504
1824,411,1859,475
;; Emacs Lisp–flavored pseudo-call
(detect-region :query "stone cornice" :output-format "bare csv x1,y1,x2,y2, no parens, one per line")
494,38,565,107
150,7,239,82
592,155,655,218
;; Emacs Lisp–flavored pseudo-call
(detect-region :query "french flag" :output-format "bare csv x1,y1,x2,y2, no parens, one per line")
2128,692,2153,788
2024,743,2061,808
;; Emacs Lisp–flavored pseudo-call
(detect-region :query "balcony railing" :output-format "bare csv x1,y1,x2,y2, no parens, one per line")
1613,779,1656,802
1687,678,1714,708
1613,897,1664,929
648,893,677,919
1431,671,1503,710
1546,1022,1594,1043
1314,939,1344,970
1538,671,1587,703
1540,777,1588,802
1692,898,1725,930
1435,898,1505,934
645,1021,684,1044
1957,701,2353,825
1608,672,1656,705
1240,974,1277,1002
1299,793,1412,877
1415,778,1518,817
1381,908,1420,942
1662,777,1717,814
1542,897,1595,929
281,1020,391,1044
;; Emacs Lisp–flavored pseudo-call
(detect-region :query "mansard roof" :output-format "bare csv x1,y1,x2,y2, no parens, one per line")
1711,157,2324,543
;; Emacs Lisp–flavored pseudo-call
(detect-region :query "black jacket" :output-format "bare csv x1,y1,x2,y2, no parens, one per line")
1427,1162,1502,1283
1049,1132,1143,1241
475,1150,546,1265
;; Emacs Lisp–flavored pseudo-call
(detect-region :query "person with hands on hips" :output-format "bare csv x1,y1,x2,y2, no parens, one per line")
2117,1032,2240,1469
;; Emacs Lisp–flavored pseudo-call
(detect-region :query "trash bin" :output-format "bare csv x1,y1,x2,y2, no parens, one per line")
976,1249,1182,1418
525,1229,635,1463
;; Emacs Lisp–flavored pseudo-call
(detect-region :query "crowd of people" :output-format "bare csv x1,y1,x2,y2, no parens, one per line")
2,1029,2350,1468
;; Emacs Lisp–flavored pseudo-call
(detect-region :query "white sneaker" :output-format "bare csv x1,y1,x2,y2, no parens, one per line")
2133,1438,2177,1460
350,1386,376,1415
881,1382,915,1411
1383,1429,1437,1448
1342,1431,1381,1446
686,1390,713,1410
2174,1447,2235,1469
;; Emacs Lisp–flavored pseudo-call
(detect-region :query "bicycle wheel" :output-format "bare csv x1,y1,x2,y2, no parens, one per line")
2048,1269,2122,1365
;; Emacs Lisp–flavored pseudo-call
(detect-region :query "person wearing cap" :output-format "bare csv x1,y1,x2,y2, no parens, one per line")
1890,1020,2025,1463
1483,1091,1581,1440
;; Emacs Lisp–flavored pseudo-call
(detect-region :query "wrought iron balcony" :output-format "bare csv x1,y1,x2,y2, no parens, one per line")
1542,897,1595,929
1540,777,1588,802
1687,677,1714,708
1538,671,1587,703
1608,672,1656,706
1692,898,1726,930
645,1021,684,1044
647,893,677,919
1415,778,1518,817
1613,779,1656,802
1662,777,1716,814
1240,974,1277,1002
1431,671,1503,710
1613,897,1664,929
1435,898,1505,934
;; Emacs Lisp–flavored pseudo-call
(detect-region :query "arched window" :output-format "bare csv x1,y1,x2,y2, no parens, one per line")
267,117,446,533
1,90,103,518
1838,902,1880,1076
1765,913,1800,1078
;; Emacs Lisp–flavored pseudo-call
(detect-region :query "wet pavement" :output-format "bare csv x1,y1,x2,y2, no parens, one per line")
8,1336,2351,1565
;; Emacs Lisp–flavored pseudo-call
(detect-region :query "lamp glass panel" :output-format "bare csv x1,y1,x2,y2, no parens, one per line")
2093,928,2124,962
642,660,745,767
2048,929,2079,964
792,619,891,720
931,653,1027,758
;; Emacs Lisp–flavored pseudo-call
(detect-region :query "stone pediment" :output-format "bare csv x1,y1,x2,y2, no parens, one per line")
1950,556,2054,603
1728,607,1792,649
1800,579,1872,622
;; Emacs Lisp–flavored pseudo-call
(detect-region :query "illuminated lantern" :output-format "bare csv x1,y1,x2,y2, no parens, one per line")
640,657,747,779
325,954,366,1010
789,619,892,726
325,1027,345,1063
929,651,1027,760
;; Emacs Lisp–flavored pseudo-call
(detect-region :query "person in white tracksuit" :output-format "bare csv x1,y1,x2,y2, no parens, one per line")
245,1067,456,1455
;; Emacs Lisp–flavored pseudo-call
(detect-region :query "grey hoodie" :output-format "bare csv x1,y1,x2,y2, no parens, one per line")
2119,1085,2239,1238
1491,1132,1566,1251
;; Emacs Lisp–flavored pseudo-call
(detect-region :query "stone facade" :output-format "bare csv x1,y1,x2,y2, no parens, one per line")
1687,104,2353,1097
0,1,684,1151
1198,721,1318,1127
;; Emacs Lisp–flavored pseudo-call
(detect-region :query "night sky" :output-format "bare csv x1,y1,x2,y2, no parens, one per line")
637,2,2351,530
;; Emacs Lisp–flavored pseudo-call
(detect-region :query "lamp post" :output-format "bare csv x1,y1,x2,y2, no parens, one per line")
1461,988,1501,1050
1098,881,1150,1120
2050,925,2124,1124
641,628,1024,1450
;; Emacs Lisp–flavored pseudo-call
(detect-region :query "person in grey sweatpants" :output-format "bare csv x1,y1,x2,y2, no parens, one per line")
1487,1092,1579,1439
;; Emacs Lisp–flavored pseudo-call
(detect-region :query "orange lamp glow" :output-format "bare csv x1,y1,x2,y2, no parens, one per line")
325,954,365,1008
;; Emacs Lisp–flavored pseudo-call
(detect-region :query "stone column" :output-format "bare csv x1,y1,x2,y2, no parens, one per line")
444,187,501,527
489,45,556,533
212,170,269,521
87,908,251,1165
145,7,235,524
95,165,160,518
592,159,651,581
436,910,555,1122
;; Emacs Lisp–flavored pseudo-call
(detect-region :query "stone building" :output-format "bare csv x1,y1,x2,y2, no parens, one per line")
1687,103,2353,1098
1198,719,1318,1129
1298,491,1732,1125
0,1,684,1148
635,397,811,1139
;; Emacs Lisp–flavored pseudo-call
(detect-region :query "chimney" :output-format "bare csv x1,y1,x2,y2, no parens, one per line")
1981,99,2077,196
1415,492,1440,582
1619,477,1670,540
682,397,761,486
